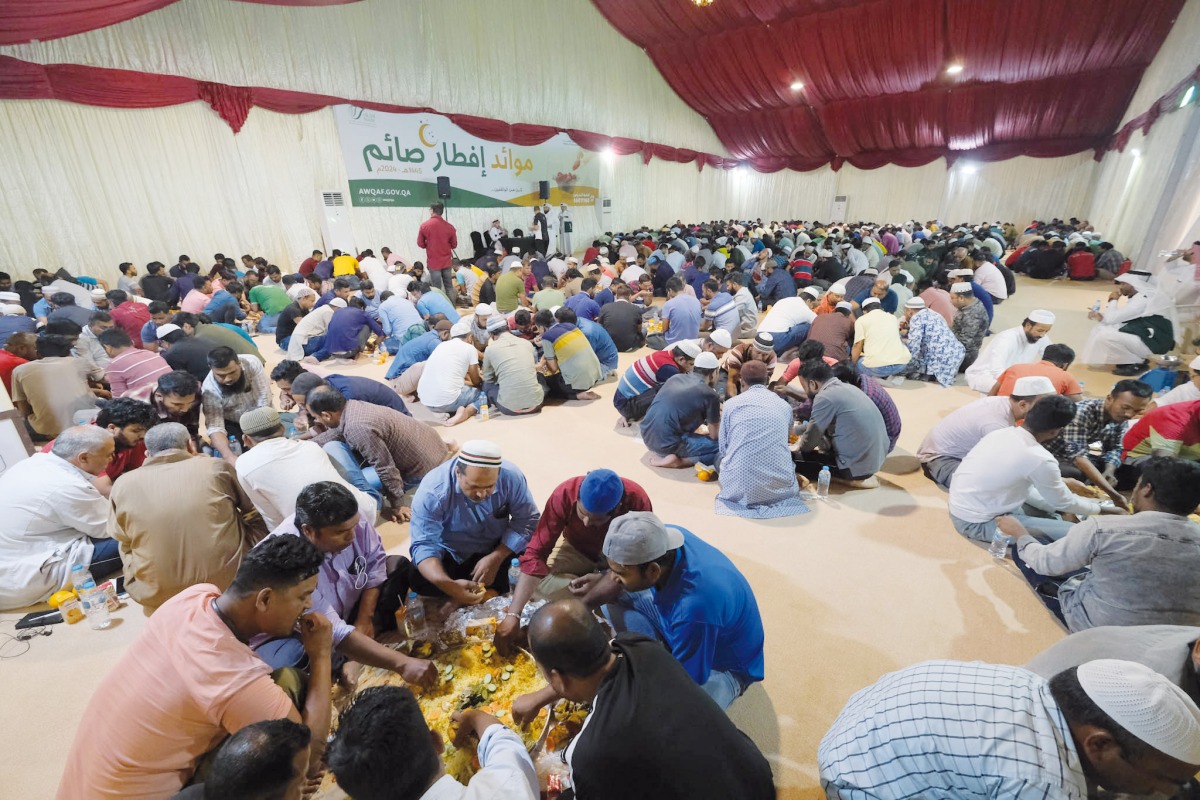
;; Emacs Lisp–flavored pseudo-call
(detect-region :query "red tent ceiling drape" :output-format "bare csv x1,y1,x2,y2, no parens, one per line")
592,0,1184,169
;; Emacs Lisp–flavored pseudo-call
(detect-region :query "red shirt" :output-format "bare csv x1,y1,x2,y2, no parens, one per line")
1067,251,1096,280
1123,400,1200,461
519,476,653,578
110,302,152,349
298,257,318,276
42,436,146,481
416,215,458,270
0,349,28,394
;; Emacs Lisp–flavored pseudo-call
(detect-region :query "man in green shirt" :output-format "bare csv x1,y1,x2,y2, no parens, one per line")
495,267,528,314
480,315,544,414
248,285,291,333
532,275,567,312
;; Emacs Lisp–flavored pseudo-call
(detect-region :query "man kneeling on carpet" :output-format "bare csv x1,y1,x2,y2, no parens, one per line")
250,481,437,688
58,536,333,800
639,350,722,468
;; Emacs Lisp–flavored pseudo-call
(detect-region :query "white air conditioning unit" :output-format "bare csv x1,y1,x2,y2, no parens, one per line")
830,195,848,223
318,191,355,254
600,196,613,222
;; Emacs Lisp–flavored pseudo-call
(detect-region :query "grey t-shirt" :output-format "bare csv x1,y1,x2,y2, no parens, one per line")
803,378,888,478
481,333,544,411
1026,625,1200,705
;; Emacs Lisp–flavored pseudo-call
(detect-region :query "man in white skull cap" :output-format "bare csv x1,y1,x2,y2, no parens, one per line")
1080,270,1173,375
965,308,1055,393
820,658,1200,799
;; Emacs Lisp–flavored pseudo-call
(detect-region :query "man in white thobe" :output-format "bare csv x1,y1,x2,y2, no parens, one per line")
1079,271,1164,370
557,203,573,257
965,309,1055,393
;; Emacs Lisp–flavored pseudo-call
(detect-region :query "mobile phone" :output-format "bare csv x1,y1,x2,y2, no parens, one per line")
16,610,63,629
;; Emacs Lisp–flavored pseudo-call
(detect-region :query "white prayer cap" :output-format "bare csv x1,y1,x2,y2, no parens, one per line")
1079,659,1200,764
474,303,494,316
675,340,702,359
512,246,521,254
599,247,608,254
458,440,502,469
904,297,925,309
1191,355,1200,370
689,244,700,253
549,306,562,315
90,288,107,299
862,297,881,308
708,329,732,349
801,286,822,299
950,282,974,294
863,268,878,276
329,297,348,308
449,320,472,338
287,285,315,301
1027,309,1056,325
0,291,19,302
566,257,579,264
695,352,720,370
835,301,853,312
485,315,508,333
828,280,849,295
716,236,728,246
818,249,833,257
949,268,974,278
1,303,26,315
839,242,852,249
1012,376,1056,396
155,323,181,339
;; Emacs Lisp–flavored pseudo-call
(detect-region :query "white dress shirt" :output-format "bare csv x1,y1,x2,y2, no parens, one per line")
758,296,816,334
0,453,109,608
973,261,1008,299
965,326,1051,393
846,248,869,275
421,725,538,800
235,437,377,530
918,395,1014,463
286,304,337,360
358,256,391,289
949,426,1101,524
1156,380,1200,408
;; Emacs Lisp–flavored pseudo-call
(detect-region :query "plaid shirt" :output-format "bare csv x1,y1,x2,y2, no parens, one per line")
1044,397,1123,467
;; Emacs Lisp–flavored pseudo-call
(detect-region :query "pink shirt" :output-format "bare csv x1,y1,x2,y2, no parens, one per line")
180,289,211,315
57,585,295,800
106,348,172,400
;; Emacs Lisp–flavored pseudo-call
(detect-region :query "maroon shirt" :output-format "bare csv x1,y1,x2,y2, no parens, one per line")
110,301,152,350
519,475,653,578
299,257,318,276
417,215,458,270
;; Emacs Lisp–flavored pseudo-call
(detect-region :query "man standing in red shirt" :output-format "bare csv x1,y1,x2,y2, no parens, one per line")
106,290,151,349
416,202,458,296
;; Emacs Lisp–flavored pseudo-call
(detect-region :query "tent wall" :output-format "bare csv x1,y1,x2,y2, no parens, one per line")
0,99,1106,283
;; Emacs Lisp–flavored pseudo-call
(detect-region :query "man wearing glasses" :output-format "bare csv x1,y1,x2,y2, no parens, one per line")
251,481,437,688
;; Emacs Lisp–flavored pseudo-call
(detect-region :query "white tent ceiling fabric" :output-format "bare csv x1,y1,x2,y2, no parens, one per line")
0,0,1195,280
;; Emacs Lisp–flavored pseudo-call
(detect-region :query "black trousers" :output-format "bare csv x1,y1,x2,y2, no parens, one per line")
375,551,513,630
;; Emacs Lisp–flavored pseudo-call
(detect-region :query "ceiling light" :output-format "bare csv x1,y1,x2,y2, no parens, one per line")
960,163,977,175
691,0,714,6
790,81,804,91
1132,148,1142,157
946,64,964,75
602,147,616,163
1182,85,1195,108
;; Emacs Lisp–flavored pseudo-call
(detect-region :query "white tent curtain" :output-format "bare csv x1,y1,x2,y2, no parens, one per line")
0,0,726,156
0,98,1110,284
1115,0,1200,128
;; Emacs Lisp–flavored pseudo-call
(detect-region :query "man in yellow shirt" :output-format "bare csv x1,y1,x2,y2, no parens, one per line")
332,251,359,277
852,297,912,380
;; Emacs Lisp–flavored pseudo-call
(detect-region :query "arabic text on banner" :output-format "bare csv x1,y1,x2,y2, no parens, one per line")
334,105,601,209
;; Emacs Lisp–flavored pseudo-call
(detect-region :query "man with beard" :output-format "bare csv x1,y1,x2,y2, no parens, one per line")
200,346,271,464
40,397,157,497
965,309,1055,393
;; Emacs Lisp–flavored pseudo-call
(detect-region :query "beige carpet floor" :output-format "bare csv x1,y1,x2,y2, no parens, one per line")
1,276,1155,799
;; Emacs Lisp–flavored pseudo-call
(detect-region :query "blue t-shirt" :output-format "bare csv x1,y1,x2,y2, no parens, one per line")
652,527,765,684
565,292,601,321
0,316,36,347
594,287,615,308
661,293,701,345
415,291,460,322
577,318,618,372
326,373,410,416
385,330,440,379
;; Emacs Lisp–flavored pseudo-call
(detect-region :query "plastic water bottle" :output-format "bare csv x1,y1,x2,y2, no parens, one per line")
71,565,111,630
1090,300,1101,314
227,434,243,455
988,529,1011,559
508,558,521,593
816,466,831,499
478,401,490,422
404,591,426,640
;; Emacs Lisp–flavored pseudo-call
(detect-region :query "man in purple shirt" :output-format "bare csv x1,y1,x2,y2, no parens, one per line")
252,482,436,686
565,279,602,321
308,297,383,362
655,276,701,349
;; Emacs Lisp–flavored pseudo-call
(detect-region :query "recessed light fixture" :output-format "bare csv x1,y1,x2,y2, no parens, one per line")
961,163,977,175
602,147,616,163
790,81,804,91
946,64,964,75
1132,148,1142,157
1182,85,1196,108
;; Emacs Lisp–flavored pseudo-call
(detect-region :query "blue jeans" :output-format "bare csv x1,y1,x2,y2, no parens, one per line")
88,537,123,581
303,335,326,357
605,590,745,710
256,312,279,333
676,432,720,465
950,510,1076,543
426,385,484,415
771,322,810,356
323,442,384,509
855,359,907,378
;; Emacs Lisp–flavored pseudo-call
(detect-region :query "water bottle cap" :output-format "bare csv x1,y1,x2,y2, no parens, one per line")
407,591,419,599
820,466,830,472
71,564,83,571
